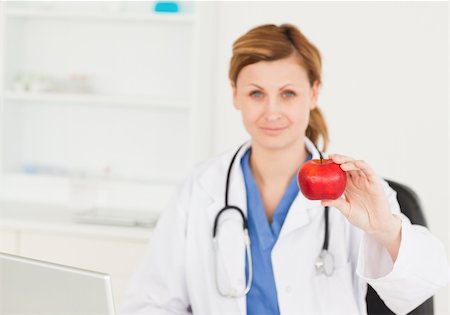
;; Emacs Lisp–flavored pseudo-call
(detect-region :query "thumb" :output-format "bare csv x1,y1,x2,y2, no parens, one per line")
321,197,352,219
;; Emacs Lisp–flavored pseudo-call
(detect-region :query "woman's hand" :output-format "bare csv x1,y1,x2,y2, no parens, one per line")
321,154,402,262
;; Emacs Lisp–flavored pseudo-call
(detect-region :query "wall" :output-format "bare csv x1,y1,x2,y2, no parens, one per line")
211,2,448,313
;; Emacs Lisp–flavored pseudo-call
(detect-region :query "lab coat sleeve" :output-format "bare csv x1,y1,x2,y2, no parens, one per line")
356,180,450,314
119,178,192,315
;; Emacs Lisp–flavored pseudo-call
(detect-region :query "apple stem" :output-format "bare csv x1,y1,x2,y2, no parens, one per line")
312,142,324,164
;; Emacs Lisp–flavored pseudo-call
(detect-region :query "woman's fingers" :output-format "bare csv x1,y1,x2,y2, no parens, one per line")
330,154,377,183
329,153,354,164
321,197,352,219
340,162,359,171
353,160,377,182
341,160,377,183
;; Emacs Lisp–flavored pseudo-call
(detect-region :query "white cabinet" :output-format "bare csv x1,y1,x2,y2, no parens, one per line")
0,1,216,215
0,228,18,254
0,223,152,311
19,230,151,310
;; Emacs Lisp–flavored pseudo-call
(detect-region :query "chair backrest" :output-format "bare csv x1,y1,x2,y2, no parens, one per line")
365,179,434,315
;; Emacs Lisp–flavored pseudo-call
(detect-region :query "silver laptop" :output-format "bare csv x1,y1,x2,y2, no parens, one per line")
0,252,115,315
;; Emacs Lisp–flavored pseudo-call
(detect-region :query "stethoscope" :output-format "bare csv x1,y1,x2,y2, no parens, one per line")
212,143,334,298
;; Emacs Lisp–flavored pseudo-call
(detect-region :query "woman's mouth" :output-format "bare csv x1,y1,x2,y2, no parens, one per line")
260,126,287,136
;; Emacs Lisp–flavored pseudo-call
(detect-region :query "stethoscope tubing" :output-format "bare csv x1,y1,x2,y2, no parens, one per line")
213,142,332,298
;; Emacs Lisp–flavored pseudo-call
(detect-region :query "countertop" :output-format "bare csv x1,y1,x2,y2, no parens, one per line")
0,200,155,241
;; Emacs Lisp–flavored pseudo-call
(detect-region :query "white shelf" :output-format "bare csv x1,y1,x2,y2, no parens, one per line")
0,172,178,212
2,171,179,187
3,91,190,110
5,8,194,23
0,2,216,211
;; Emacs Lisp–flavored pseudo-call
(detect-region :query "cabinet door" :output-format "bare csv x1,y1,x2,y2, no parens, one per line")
0,228,18,254
19,230,151,310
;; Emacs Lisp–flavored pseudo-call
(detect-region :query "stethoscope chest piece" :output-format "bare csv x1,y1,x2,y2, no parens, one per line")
315,249,334,276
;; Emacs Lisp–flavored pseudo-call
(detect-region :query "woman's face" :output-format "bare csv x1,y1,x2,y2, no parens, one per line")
232,55,319,151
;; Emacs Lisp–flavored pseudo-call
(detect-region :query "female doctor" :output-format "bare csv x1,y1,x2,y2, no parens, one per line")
121,24,449,315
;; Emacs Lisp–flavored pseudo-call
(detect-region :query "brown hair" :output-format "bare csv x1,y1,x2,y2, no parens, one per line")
229,23,329,152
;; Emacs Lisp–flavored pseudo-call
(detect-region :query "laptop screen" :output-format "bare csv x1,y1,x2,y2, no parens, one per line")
0,252,115,315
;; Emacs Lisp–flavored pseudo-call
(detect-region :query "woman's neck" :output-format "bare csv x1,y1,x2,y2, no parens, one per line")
249,139,309,188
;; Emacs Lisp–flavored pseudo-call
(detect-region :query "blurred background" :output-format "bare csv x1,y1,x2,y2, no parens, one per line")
0,1,448,312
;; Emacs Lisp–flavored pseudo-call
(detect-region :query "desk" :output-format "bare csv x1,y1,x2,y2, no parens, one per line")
0,201,154,311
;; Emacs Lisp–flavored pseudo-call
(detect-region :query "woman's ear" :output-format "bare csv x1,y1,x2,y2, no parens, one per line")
231,80,241,110
310,80,320,110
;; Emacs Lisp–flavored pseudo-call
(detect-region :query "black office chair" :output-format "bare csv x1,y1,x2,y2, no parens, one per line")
365,179,434,315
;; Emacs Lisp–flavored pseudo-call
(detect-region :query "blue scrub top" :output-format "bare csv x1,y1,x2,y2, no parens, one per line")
241,147,311,315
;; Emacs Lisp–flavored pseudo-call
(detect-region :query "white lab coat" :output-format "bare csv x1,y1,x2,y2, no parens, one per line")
120,139,449,315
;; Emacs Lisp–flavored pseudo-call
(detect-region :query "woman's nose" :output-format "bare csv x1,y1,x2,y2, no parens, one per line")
265,97,282,122
265,114,281,122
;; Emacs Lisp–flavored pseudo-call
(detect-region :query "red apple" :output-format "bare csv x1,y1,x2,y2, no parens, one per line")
297,159,347,200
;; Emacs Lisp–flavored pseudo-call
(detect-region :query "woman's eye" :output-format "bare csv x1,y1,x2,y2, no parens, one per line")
250,91,263,98
284,90,296,97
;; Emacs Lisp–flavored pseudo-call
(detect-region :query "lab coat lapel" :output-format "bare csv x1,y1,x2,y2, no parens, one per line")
225,153,248,315
200,141,251,315
278,138,325,239
278,194,323,239
202,141,251,223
